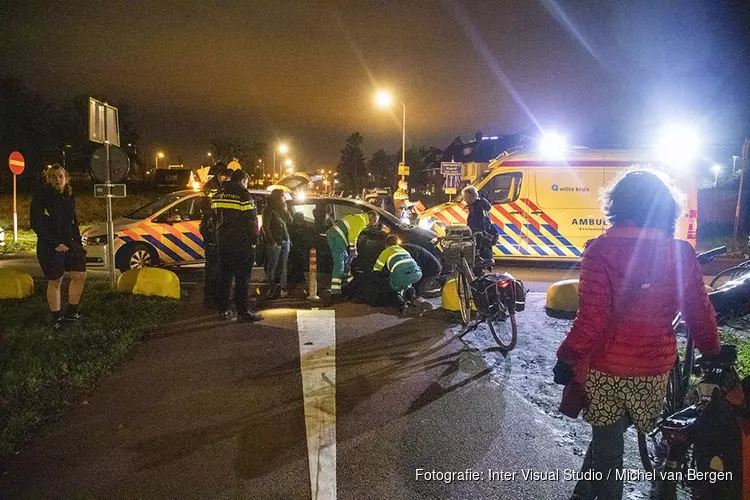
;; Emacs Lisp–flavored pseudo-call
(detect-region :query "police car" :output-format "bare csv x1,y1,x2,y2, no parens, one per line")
82,189,440,273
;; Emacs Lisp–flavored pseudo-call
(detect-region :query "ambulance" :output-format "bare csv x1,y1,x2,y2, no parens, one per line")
418,147,697,260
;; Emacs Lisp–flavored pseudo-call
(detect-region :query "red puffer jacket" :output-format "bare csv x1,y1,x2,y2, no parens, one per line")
557,224,720,377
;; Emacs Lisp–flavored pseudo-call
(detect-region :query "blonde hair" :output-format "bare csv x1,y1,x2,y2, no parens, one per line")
45,164,72,195
462,185,478,204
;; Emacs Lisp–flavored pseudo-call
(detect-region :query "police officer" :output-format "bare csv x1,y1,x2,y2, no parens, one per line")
200,163,231,308
326,210,379,297
211,169,263,322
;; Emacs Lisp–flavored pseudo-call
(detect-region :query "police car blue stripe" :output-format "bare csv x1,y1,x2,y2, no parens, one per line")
142,235,183,261
164,234,203,260
184,231,205,249
120,236,134,244
527,225,565,257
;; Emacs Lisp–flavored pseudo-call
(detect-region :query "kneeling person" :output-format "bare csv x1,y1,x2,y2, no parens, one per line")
374,235,423,300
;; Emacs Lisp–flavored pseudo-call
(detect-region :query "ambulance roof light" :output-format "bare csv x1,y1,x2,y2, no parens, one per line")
538,132,568,160
656,124,701,167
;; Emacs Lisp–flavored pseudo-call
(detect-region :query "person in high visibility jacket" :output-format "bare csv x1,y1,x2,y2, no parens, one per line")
199,163,231,308
211,169,263,323
326,210,380,295
374,235,423,295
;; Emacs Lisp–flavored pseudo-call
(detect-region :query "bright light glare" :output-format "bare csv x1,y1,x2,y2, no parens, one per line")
657,125,701,166
284,159,293,166
375,91,393,108
157,152,165,158
538,132,568,159
279,144,289,154
286,167,294,174
712,164,722,174
296,191,306,201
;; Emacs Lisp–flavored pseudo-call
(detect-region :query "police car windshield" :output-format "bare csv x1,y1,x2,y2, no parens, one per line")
125,193,187,219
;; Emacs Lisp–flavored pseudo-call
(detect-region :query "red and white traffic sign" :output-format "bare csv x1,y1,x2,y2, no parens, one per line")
8,151,25,175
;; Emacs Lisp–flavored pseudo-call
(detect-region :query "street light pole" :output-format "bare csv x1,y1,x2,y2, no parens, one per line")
733,155,740,174
400,101,406,166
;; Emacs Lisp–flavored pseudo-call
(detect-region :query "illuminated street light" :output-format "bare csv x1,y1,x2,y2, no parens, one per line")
286,167,294,174
274,144,290,177
712,164,722,186
732,155,740,174
656,125,701,167
156,151,165,170
538,132,567,160
284,159,293,167
375,90,406,166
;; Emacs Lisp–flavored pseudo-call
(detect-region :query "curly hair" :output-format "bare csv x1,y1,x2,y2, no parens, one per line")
600,168,683,235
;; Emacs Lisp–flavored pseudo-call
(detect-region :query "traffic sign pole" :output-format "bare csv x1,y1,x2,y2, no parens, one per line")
8,151,25,243
13,174,17,242
104,105,116,289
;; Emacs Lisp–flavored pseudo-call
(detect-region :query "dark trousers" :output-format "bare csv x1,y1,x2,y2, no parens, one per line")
414,259,441,298
203,242,221,303
217,246,254,314
572,415,630,500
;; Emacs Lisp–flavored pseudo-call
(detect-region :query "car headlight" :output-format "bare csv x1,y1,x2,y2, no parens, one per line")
84,234,108,245
419,216,434,230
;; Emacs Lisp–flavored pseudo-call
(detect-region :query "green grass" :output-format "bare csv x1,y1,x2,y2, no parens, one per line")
0,229,36,254
0,278,180,459
721,327,750,377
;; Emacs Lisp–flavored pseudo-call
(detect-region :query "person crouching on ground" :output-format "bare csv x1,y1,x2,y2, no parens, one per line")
30,164,87,328
553,169,722,500
402,242,442,299
262,188,292,299
373,235,423,310
325,210,379,298
211,169,263,323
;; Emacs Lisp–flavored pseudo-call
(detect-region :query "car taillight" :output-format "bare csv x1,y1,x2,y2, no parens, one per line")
497,279,512,288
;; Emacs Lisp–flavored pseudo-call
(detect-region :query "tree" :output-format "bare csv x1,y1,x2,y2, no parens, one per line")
337,132,366,194
404,145,442,194
367,148,396,188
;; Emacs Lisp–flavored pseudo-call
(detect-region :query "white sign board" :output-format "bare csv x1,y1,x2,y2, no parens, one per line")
88,97,120,146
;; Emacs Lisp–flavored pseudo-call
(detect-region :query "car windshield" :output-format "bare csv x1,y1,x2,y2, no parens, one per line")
125,193,187,219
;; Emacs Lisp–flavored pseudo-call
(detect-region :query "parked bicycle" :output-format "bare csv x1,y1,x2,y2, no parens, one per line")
710,257,750,289
637,245,750,498
441,225,525,351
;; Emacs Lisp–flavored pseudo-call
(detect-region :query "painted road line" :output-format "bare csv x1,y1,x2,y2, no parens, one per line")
297,310,336,500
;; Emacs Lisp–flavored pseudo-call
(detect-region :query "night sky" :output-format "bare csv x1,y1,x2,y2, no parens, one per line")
2,1,749,170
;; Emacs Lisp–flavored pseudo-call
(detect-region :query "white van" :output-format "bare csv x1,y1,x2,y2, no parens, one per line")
418,148,697,260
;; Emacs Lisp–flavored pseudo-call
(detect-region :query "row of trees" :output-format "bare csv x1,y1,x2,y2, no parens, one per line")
336,132,442,194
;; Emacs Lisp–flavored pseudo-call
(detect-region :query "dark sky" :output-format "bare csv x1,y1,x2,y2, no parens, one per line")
2,1,749,170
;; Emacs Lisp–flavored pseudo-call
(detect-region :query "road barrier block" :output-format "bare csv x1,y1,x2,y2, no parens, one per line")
117,267,180,299
0,268,34,299
441,277,477,312
545,279,579,319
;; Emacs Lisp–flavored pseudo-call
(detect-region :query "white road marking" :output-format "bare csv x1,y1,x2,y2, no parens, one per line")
297,310,337,500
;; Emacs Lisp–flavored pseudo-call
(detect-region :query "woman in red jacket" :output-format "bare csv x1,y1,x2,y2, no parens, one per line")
554,169,721,500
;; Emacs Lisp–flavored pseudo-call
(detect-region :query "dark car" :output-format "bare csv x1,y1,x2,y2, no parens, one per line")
257,195,442,280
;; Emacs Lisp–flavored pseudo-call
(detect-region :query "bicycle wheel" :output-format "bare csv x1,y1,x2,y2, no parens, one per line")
455,258,473,325
638,362,681,472
710,265,750,289
487,307,517,351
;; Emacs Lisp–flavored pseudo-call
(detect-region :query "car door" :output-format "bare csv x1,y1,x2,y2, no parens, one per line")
479,170,527,256
151,195,206,264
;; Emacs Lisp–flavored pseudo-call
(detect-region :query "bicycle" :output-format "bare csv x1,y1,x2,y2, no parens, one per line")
441,225,524,351
637,246,750,497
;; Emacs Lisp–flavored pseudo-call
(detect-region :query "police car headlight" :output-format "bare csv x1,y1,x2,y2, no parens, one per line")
84,234,108,245
419,217,434,230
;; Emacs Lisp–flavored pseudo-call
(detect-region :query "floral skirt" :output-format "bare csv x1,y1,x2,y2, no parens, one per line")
583,369,670,433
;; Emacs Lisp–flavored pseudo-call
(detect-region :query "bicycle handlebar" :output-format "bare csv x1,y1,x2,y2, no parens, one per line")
697,246,727,264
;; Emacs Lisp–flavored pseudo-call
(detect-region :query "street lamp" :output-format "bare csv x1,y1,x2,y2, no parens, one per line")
156,151,165,170
62,144,72,168
274,143,289,177
732,155,740,174
375,90,407,168
712,164,722,187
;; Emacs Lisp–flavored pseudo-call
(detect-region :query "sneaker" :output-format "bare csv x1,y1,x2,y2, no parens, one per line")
280,289,289,298
219,310,233,320
237,312,264,323
62,312,82,322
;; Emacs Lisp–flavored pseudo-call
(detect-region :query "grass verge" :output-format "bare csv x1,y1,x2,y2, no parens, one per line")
0,278,181,460
0,229,36,254
721,327,750,377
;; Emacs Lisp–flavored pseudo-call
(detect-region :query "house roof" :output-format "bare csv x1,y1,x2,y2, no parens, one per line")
434,132,527,166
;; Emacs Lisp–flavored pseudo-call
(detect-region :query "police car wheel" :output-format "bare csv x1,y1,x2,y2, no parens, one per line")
117,243,158,272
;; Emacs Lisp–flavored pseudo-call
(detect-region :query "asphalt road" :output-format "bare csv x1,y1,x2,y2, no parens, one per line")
0,255,725,499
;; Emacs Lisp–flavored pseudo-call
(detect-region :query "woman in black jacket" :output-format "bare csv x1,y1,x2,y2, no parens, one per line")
262,189,293,298
30,164,87,327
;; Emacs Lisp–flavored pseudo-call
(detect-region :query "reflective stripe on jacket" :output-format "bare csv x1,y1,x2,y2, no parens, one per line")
373,245,417,273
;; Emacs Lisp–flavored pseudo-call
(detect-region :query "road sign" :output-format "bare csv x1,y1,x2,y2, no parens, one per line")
444,173,459,195
88,97,120,146
90,145,130,183
94,184,127,198
227,160,241,170
398,162,410,176
440,162,463,176
8,151,25,175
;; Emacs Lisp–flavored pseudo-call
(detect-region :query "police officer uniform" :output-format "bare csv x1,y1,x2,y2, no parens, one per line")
199,170,227,307
211,172,262,322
